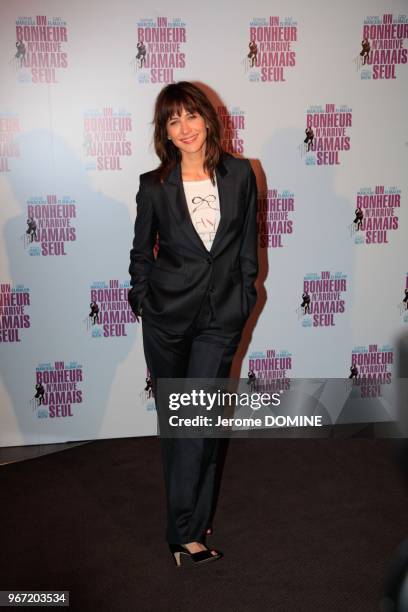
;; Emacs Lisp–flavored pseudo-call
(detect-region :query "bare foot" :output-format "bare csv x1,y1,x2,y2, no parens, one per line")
182,541,218,556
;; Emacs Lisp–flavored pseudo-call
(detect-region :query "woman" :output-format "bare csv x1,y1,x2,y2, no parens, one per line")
128,81,258,567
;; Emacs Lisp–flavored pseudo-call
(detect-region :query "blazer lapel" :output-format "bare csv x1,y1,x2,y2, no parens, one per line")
210,157,231,255
161,153,231,256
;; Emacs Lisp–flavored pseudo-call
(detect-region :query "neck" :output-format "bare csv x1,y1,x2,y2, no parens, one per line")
180,145,206,177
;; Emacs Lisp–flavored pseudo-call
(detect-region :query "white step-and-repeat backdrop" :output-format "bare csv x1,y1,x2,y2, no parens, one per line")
1,0,407,446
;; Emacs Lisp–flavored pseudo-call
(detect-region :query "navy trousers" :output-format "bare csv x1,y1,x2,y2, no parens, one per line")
141,295,242,545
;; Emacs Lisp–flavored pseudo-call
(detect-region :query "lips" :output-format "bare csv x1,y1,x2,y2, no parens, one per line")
180,135,197,144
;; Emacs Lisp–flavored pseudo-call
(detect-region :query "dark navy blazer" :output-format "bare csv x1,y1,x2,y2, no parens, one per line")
128,151,258,332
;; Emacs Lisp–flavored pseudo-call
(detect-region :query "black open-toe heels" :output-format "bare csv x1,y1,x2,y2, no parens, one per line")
169,543,223,567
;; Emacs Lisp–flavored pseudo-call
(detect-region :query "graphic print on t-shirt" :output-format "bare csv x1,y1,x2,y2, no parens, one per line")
183,178,220,251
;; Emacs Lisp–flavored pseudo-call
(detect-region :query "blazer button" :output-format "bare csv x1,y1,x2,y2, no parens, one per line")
206,257,212,264
209,287,215,293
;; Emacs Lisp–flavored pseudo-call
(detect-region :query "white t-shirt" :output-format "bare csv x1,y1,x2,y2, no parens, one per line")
182,177,221,251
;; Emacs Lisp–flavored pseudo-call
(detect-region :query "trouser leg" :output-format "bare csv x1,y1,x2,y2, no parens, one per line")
183,333,241,543
141,320,192,543
141,304,241,545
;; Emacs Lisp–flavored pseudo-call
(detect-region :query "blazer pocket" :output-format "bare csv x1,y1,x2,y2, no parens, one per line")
230,267,242,285
149,265,186,286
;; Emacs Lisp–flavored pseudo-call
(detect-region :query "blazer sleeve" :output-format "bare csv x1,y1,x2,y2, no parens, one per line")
239,161,259,316
128,175,158,316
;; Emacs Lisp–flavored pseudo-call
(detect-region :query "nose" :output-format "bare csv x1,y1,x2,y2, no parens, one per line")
179,118,191,135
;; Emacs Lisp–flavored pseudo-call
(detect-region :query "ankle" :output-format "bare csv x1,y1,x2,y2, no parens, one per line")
182,541,201,549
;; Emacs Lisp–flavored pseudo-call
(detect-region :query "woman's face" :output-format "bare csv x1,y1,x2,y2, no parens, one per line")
166,106,207,157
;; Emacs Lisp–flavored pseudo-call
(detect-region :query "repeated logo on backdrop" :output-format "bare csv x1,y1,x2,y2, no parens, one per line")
32,361,83,419
1,4,407,442
247,348,292,392
350,185,400,245
257,188,294,248
22,194,77,256
0,283,30,343
133,16,187,84
299,271,347,328
356,13,408,79
245,16,297,82
303,104,352,166
13,15,68,83
349,345,393,398
0,114,20,173
140,368,155,411
83,108,132,171
85,280,136,338
400,275,408,322
218,106,245,154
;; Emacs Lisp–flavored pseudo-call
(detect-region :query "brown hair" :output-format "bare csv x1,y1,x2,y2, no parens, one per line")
152,81,222,184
